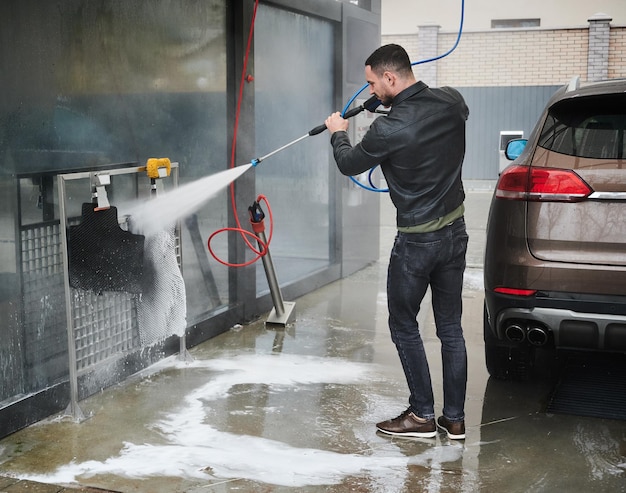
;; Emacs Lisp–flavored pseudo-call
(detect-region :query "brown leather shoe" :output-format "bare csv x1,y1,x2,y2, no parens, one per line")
437,416,466,440
376,409,436,438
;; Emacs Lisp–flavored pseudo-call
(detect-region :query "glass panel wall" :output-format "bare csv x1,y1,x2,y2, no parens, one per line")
0,0,380,438
0,0,228,431
0,176,21,406
254,5,335,294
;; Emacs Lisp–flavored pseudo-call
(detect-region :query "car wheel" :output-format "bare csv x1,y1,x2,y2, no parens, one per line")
484,304,532,380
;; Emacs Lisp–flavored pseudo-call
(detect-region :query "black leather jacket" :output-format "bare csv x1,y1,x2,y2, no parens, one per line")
330,81,469,228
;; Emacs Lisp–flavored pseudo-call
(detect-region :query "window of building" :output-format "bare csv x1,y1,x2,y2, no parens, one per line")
491,18,540,29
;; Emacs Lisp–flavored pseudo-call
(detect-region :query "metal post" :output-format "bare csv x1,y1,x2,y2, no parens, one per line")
255,230,296,326
58,174,85,421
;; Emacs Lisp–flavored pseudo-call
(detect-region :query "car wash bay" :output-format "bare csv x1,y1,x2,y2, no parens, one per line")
1,187,625,493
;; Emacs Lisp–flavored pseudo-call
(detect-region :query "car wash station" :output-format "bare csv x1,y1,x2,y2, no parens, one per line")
1,0,382,433
1,1,626,492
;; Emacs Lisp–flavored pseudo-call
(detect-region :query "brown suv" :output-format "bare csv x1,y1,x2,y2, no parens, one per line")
484,77,626,379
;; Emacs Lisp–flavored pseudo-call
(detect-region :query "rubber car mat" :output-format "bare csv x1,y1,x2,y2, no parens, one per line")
546,353,626,421
68,203,145,294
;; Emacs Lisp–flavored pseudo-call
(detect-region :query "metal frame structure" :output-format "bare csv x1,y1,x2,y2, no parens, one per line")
56,162,183,420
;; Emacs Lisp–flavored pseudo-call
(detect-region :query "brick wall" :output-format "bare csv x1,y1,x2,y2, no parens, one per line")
609,29,626,79
383,25,626,87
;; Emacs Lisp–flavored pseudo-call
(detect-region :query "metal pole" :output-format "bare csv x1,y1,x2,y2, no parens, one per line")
58,174,85,421
256,230,285,317
255,230,295,326
253,133,309,165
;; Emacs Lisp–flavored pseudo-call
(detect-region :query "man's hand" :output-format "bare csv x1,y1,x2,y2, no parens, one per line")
325,112,349,134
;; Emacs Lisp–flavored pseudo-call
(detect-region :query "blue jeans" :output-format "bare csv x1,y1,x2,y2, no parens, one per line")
387,217,468,422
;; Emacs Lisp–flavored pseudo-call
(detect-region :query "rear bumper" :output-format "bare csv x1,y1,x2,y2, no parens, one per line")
485,291,626,352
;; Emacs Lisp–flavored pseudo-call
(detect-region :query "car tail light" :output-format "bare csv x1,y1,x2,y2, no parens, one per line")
494,287,537,296
495,165,592,202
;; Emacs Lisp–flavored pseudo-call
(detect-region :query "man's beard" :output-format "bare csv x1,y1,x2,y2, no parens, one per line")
380,95,393,107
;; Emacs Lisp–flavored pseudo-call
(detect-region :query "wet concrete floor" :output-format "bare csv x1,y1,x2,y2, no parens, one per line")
1,185,626,492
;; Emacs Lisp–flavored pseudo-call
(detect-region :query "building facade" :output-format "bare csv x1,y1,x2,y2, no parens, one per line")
383,8,626,178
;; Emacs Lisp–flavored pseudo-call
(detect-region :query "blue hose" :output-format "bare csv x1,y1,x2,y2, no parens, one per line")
345,0,465,193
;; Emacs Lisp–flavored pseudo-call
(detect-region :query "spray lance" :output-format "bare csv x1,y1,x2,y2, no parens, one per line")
250,95,382,167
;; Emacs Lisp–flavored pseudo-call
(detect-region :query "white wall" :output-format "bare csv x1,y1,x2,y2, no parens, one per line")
382,0,626,34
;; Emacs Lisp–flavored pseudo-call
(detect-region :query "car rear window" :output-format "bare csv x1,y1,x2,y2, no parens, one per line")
537,93,626,160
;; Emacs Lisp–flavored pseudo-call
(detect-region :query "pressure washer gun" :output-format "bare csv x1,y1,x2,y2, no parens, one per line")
250,95,382,167
248,201,265,223
308,95,383,136
248,200,265,232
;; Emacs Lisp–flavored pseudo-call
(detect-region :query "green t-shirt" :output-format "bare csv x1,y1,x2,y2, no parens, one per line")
397,203,465,233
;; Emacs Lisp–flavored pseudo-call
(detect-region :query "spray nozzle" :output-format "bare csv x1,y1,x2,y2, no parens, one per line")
308,95,382,136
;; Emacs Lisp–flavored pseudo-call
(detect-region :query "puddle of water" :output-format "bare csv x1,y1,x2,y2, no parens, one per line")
21,353,463,488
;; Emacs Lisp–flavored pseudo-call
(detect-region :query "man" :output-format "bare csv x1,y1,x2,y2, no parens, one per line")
325,44,469,440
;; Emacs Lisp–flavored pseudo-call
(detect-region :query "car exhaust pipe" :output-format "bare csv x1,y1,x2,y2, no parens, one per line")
527,326,548,346
504,323,526,343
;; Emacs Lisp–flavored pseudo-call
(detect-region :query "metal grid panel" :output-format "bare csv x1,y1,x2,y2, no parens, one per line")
20,220,141,377
66,209,141,371
20,222,67,389
21,223,63,277
72,290,140,371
